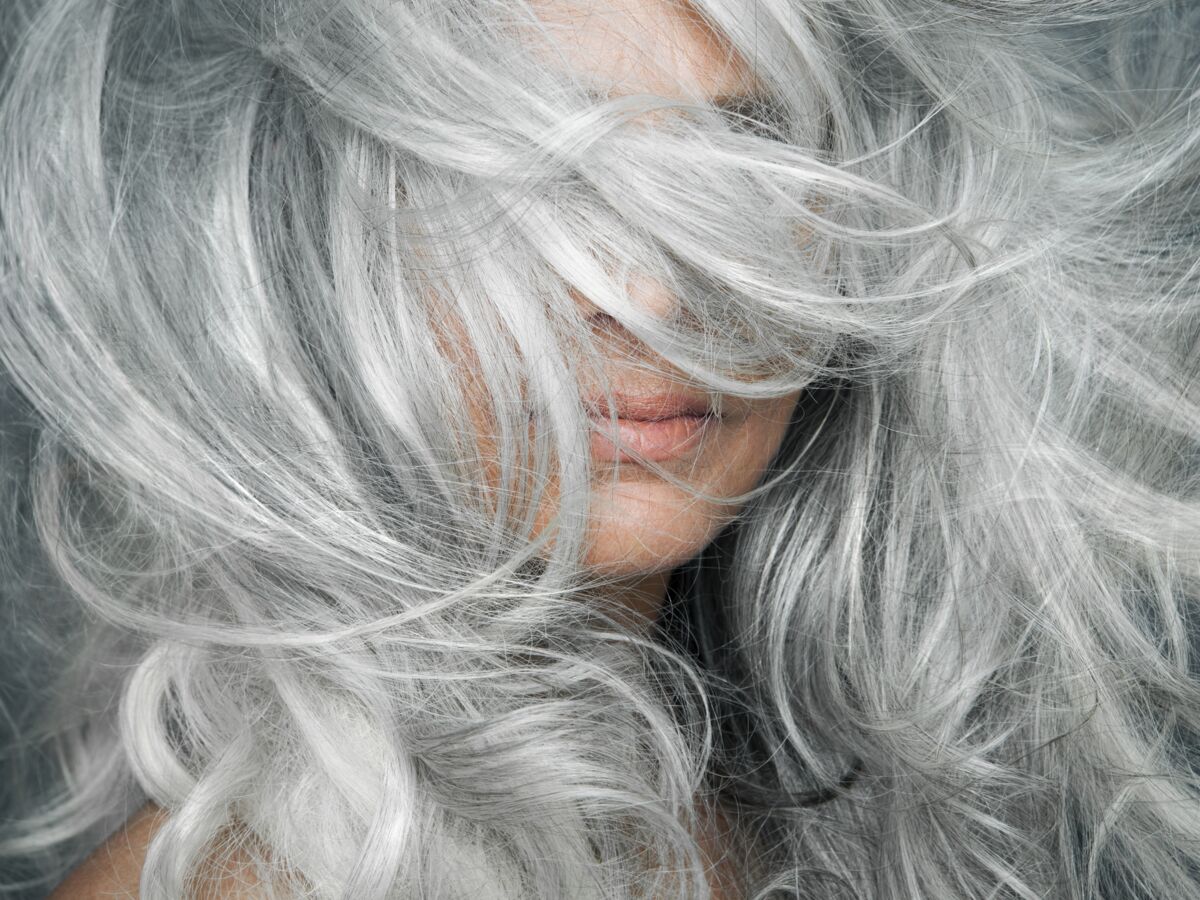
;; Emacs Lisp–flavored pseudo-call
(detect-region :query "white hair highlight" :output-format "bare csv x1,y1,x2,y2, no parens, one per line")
1,0,1198,897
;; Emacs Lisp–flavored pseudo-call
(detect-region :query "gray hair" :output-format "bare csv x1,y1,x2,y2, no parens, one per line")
1,0,1199,896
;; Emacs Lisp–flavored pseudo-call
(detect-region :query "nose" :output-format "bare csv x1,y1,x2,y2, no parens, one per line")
573,269,681,329
625,270,680,321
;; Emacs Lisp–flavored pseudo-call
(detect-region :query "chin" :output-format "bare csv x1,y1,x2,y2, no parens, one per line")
581,478,731,576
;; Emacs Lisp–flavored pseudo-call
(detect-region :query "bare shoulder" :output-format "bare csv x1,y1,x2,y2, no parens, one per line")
49,804,165,899
49,803,266,899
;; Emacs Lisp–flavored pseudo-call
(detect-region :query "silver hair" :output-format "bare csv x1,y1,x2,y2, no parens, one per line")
2,0,1199,897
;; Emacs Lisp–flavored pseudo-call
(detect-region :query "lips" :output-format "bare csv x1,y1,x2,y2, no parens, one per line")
585,390,718,462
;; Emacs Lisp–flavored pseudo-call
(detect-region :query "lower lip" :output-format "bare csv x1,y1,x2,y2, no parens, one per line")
588,414,716,462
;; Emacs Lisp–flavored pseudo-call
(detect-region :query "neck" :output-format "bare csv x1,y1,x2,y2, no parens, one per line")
595,568,673,633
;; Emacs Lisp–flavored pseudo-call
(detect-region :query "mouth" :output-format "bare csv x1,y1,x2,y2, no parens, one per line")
585,391,720,463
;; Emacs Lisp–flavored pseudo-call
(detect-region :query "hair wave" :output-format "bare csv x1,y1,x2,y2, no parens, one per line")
2,0,1199,897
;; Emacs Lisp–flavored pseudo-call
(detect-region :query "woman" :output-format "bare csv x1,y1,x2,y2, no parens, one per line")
1,0,1198,896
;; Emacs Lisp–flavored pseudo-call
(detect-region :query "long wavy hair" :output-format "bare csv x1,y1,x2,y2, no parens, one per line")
2,0,1199,897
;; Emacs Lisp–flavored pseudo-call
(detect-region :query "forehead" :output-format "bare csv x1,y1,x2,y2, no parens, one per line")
526,0,757,102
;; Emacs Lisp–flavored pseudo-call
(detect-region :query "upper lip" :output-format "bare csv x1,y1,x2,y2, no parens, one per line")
584,390,716,422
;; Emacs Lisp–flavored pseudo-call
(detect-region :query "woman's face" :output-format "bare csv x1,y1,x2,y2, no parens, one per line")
482,0,802,612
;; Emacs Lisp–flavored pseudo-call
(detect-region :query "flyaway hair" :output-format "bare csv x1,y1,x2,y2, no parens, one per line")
1,0,1199,897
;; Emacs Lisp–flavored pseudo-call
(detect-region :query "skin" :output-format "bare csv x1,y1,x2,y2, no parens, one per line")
55,0,793,895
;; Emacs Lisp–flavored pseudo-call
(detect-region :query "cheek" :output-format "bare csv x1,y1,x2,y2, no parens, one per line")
716,394,800,488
